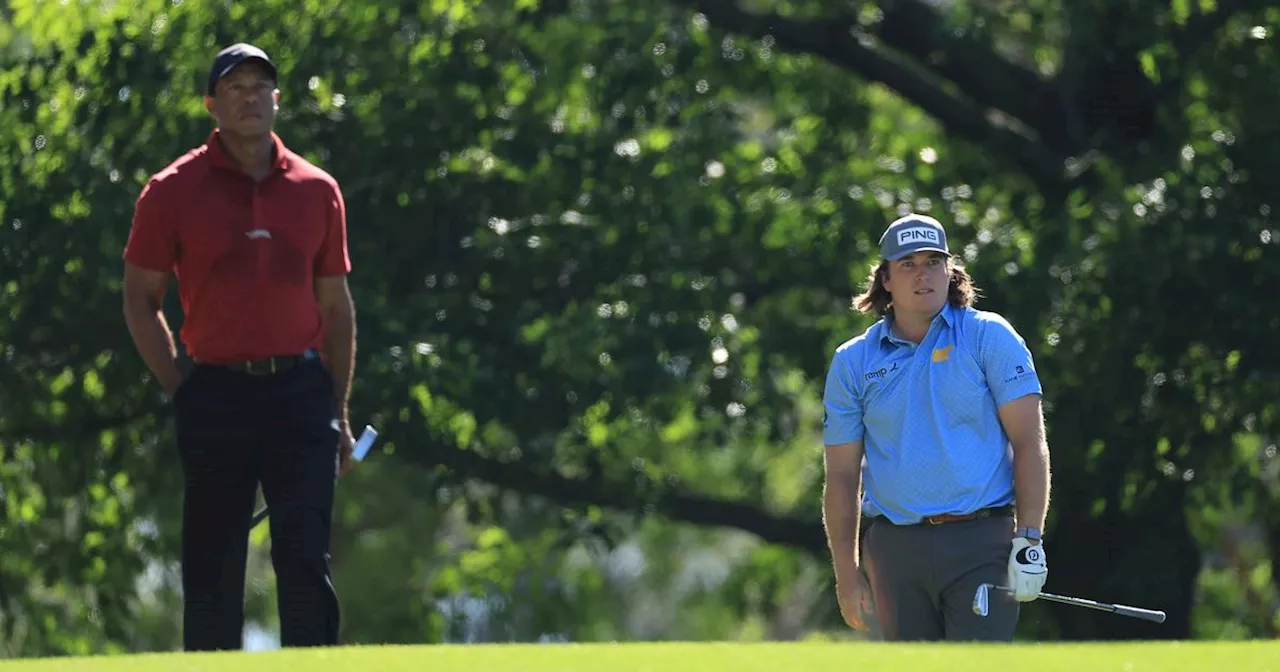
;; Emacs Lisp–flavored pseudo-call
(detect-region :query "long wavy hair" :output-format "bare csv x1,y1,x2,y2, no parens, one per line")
852,257,980,317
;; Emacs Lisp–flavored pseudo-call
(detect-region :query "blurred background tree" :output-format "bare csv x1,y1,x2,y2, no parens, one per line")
2,0,1279,656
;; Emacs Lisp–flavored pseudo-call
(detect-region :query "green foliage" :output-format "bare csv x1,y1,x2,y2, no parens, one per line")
2,0,1279,655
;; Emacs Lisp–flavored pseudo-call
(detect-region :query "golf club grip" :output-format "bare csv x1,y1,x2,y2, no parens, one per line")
1003,588,1166,624
1112,604,1167,623
1040,591,1167,623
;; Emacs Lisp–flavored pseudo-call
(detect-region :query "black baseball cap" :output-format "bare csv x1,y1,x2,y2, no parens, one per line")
206,43,278,96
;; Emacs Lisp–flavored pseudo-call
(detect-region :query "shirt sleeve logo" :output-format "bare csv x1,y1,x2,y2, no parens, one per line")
931,345,954,363
1003,363,1036,383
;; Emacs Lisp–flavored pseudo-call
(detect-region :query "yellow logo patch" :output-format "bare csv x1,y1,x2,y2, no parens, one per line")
931,345,954,363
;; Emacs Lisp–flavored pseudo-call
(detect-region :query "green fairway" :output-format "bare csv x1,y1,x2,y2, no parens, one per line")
2,641,1279,672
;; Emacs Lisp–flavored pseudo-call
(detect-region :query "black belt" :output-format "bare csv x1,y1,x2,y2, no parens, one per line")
196,349,320,375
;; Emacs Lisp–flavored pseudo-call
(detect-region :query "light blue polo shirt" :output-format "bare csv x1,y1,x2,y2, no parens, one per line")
822,303,1042,525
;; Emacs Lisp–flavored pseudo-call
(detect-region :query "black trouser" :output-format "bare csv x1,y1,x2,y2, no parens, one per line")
173,357,341,651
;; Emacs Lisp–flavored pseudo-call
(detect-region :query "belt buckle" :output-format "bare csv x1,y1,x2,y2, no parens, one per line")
245,358,276,375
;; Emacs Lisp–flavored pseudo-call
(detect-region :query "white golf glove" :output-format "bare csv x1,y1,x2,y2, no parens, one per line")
1007,537,1047,602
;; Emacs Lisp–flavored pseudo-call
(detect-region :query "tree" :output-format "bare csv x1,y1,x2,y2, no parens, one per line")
2,0,1278,654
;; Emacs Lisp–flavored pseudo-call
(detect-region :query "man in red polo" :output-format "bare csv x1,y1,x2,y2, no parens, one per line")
121,43,357,651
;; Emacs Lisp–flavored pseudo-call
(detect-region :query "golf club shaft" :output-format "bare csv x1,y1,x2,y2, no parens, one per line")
989,585,1166,623
250,424,378,530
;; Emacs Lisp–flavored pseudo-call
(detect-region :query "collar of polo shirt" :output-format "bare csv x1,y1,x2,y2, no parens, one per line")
882,302,958,344
206,128,292,175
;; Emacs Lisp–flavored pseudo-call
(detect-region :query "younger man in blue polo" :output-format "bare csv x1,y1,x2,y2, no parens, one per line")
820,214,1052,641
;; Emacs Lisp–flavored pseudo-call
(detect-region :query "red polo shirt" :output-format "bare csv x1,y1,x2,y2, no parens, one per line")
123,129,350,364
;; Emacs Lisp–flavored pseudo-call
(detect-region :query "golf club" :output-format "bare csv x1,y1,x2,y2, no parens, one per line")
250,424,379,530
972,582,1166,623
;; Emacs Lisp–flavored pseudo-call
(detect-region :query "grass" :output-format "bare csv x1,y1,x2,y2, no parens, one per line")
3,641,1280,672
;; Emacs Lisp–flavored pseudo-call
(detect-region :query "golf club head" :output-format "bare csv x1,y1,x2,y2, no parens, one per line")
972,583,991,617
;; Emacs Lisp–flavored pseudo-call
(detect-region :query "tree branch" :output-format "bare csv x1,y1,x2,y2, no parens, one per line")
398,407,828,553
673,0,1069,188
870,0,1070,151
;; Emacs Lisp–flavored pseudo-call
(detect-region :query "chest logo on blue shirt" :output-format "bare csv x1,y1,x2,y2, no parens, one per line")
864,361,900,381
931,345,954,363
